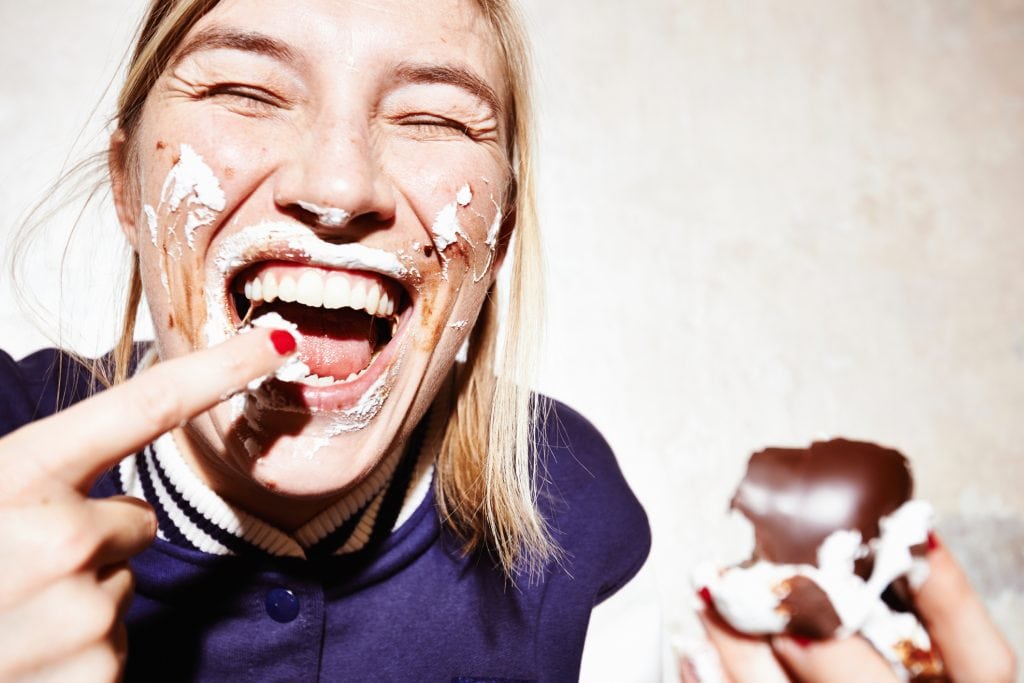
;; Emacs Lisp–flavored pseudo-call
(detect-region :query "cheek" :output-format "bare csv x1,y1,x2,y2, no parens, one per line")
388,158,507,282
135,121,270,350
137,107,281,222
435,180,505,283
383,137,507,236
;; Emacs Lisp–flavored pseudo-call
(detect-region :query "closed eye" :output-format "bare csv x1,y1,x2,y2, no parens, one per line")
202,83,287,114
396,113,474,138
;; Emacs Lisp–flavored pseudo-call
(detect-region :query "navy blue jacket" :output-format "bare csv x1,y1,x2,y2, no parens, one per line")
0,348,650,682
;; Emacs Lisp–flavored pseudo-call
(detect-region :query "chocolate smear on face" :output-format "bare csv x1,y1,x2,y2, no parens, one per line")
778,575,842,639
731,439,912,576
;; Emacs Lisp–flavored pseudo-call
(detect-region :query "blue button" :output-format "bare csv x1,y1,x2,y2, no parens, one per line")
265,587,300,623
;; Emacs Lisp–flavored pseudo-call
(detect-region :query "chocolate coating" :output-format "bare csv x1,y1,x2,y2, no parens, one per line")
731,438,913,575
778,575,843,639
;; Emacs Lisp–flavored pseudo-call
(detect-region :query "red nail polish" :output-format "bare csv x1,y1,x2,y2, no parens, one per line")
270,330,297,356
793,636,813,648
697,586,714,610
927,531,940,552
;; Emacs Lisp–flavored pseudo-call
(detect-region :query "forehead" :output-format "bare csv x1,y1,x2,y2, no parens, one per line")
185,0,506,93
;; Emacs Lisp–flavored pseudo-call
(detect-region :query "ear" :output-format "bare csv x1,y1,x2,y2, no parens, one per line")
109,129,139,251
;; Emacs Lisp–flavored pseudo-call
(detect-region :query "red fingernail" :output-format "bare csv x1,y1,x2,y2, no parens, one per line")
927,531,940,552
793,636,813,648
697,586,714,610
270,330,297,355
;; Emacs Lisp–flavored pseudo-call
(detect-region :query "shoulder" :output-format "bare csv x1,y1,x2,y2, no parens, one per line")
0,347,96,437
535,398,651,602
536,398,640,509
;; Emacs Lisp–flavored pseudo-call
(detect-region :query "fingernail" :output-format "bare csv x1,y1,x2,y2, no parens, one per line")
927,530,940,552
697,586,714,610
270,330,297,356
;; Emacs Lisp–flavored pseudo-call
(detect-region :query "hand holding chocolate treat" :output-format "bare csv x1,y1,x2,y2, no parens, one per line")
697,439,945,681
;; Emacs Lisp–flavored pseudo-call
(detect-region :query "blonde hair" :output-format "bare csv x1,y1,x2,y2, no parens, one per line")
100,0,555,577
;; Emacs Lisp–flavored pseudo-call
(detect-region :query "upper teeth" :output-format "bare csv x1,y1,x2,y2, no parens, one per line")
243,271,396,317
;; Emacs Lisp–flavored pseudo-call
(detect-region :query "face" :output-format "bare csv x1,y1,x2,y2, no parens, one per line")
113,0,512,522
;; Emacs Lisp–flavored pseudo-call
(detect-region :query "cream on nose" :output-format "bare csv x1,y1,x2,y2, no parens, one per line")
296,200,350,228
273,128,397,230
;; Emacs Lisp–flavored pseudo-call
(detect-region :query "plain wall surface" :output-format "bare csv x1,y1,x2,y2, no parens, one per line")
1,0,1021,673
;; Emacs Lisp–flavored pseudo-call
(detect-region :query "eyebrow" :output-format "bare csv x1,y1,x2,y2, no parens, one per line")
392,62,503,117
170,27,297,68
168,28,503,116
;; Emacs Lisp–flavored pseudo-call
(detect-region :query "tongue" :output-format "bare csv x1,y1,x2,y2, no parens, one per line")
266,302,376,379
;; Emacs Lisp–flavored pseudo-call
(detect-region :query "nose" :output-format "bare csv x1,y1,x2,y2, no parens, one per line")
273,118,396,237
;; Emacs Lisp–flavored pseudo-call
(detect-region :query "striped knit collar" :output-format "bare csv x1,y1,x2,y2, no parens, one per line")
118,393,447,560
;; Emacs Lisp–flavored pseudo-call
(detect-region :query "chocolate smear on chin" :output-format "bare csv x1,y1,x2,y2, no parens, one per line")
731,438,913,578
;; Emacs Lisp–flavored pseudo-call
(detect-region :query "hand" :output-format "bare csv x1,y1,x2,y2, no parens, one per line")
0,329,295,682
684,538,1017,683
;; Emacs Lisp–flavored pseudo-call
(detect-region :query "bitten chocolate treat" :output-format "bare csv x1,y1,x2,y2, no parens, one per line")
733,440,913,572
697,439,947,682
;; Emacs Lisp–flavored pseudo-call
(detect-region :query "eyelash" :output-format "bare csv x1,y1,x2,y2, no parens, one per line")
399,114,474,139
199,88,481,140
202,83,283,112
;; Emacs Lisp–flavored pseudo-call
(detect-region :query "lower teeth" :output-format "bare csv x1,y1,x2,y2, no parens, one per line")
295,349,382,387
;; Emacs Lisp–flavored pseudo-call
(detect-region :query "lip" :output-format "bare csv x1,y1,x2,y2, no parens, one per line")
212,221,412,286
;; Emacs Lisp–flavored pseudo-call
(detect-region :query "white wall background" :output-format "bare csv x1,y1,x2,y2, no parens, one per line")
2,0,1021,672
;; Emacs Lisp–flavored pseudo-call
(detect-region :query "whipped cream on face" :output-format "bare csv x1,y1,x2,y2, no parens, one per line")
455,183,472,207
144,205,160,247
430,201,467,252
470,199,503,284
159,144,226,249
430,183,478,253
700,500,935,682
296,200,350,228
212,221,409,278
238,356,395,440
485,202,502,248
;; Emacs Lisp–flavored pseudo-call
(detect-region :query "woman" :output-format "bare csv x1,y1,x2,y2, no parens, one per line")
0,0,1014,681
0,0,650,679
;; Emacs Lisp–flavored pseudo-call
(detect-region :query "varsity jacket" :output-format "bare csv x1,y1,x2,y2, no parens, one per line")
0,347,651,682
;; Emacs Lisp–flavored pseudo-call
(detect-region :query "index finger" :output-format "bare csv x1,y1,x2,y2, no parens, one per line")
914,533,1017,683
0,327,297,495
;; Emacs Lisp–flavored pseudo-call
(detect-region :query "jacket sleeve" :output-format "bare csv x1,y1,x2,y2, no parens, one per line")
539,398,652,602
0,348,94,438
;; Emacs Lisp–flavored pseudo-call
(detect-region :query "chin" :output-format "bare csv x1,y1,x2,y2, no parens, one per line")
232,422,396,497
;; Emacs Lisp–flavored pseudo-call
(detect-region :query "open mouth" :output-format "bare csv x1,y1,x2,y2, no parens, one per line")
229,262,410,393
